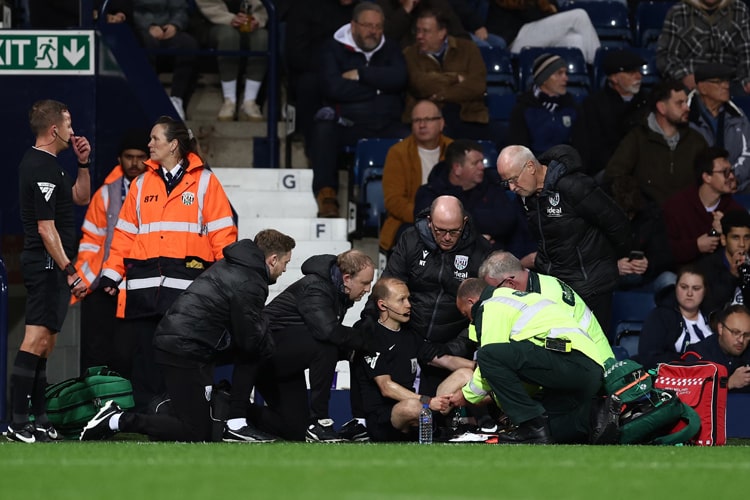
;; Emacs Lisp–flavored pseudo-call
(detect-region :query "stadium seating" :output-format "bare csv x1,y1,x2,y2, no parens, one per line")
610,290,656,358
477,139,499,169
486,93,517,148
480,46,517,95
352,138,400,236
517,46,591,92
352,138,400,191
635,1,676,49
561,1,633,49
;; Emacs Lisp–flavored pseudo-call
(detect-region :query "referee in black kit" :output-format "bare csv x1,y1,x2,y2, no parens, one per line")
6,100,91,443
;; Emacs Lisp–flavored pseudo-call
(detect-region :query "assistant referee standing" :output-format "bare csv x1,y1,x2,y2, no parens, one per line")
7,100,91,443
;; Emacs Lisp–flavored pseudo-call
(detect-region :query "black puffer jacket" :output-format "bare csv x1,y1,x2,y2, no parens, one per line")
524,145,632,298
383,209,492,344
154,239,272,363
263,254,370,351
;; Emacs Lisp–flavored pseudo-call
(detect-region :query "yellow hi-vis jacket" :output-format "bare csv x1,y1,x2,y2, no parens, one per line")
462,287,608,405
525,271,614,362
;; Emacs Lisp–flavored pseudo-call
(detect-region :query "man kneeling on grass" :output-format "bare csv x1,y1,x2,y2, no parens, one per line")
79,231,295,442
351,277,458,441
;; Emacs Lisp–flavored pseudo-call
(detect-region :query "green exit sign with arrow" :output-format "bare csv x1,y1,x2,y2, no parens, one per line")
0,31,94,75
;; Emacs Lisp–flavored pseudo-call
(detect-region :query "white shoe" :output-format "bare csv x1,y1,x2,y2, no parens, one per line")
239,100,263,122
217,98,236,121
170,96,186,121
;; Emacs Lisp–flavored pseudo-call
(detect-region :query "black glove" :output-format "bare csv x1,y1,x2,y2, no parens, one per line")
418,341,449,364
97,276,119,293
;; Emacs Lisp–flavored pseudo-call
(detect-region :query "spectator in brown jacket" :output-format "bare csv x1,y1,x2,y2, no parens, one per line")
381,100,452,254
403,9,492,141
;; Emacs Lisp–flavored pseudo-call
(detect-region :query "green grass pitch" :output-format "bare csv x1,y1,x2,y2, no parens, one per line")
1,440,749,499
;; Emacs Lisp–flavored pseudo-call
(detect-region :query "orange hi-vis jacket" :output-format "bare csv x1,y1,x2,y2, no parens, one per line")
72,165,128,304
101,152,237,319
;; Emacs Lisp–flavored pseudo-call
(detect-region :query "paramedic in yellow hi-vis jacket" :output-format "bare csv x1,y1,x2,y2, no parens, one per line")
450,278,611,444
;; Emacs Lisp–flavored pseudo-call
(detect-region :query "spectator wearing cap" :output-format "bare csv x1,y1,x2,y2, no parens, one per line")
73,128,151,372
688,63,750,191
509,53,581,156
574,49,650,180
656,0,750,95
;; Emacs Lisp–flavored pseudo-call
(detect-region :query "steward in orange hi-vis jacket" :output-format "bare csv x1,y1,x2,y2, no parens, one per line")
100,147,237,319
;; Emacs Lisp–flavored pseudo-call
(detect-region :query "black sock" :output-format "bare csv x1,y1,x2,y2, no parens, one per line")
10,351,40,424
31,357,49,426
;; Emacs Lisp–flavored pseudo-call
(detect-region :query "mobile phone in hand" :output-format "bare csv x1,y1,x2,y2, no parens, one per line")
629,250,645,261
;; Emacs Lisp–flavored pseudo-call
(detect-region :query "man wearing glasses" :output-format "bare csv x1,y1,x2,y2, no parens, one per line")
380,195,491,396
687,304,750,392
497,144,631,339
309,1,409,217
663,147,745,267
688,63,750,192
402,9,491,140
380,100,452,256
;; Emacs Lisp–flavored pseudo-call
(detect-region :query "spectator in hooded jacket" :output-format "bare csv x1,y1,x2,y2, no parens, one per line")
509,53,581,156
688,63,750,191
605,79,708,206
79,231,296,443
414,139,536,265
251,250,376,443
309,1,409,218
639,265,712,370
497,144,632,338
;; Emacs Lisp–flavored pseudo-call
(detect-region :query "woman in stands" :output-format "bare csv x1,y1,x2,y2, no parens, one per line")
638,265,713,369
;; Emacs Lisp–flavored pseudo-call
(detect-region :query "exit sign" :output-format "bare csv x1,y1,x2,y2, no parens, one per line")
0,31,94,75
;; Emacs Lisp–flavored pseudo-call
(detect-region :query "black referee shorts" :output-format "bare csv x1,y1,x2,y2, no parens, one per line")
21,250,70,333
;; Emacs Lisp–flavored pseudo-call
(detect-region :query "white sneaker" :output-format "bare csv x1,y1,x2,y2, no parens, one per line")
217,98,236,121
170,96,186,121
239,100,263,122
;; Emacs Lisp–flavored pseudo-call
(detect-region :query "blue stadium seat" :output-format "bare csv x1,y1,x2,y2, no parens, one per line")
733,192,750,211
477,139,499,169
479,46,517,95
635,1,676,49
517,46,591,92
610,290,656,345
352,138,400,191
486,93,516,148
614,321,643,359
363,175,385,229
593,46,660,92
732,95,750,119
562,1,633,49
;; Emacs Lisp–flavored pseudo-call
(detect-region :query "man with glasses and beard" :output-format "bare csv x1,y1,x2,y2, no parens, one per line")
309,1,409,218
497,144,631,340
377,195,491,396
